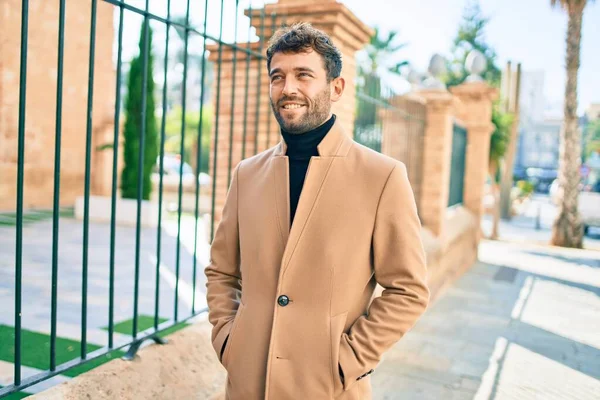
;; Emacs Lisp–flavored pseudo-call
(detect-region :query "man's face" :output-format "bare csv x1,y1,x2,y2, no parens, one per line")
269,50,344,135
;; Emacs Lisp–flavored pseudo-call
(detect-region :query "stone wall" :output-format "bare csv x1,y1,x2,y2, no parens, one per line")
380,94,427,209
381,81,497,299
0,0,115,211
423,206,479,301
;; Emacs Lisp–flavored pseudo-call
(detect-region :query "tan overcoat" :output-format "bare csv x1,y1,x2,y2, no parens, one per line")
205,120,430,399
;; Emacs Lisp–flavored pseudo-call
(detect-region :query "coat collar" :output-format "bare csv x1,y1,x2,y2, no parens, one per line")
269,118,353,274
273,118,353,158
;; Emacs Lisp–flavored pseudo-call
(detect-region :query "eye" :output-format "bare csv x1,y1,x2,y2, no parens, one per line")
299,72,312,78
271,75,282,82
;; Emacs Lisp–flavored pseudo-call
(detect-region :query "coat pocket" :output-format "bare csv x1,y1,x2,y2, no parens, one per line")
222,302,245,370
330,311,348,398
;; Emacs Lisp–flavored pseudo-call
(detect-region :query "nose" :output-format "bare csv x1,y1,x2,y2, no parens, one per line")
282,76,298,97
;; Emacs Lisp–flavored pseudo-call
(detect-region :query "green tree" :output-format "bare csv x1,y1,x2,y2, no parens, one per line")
355,27,410,149
489,108,513,174
360,27,409,78
550,0,594,248
487,105,514,238
446,0,513,238
446,2,511,164
121,23,158,200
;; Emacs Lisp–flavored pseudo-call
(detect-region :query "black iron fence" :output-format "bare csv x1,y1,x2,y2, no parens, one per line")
0,0,431,396
0,0,275,396
354,83,426,212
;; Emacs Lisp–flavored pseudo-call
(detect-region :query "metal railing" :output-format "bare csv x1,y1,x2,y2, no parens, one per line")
1,0,431,396
0,0,275,396
448,121,468,207
354,91,387,153
354,84,426,212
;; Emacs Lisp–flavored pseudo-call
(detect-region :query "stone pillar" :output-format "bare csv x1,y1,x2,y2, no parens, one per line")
450,82,498,225
416,90,455,237
251,0,373,136
206,43,275,222
207,0,372,225
0,1,115,211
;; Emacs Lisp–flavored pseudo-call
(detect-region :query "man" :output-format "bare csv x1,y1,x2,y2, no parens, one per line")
205,23,429,400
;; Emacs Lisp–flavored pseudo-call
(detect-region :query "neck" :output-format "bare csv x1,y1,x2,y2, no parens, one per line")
281,114,336,158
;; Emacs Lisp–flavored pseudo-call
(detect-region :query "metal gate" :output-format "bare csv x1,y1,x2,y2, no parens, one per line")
0,0,277,396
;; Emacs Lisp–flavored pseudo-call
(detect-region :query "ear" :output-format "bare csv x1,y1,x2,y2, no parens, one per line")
330,77,345,102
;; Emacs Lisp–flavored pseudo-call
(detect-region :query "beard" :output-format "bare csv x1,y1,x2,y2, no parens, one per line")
271,85,331,135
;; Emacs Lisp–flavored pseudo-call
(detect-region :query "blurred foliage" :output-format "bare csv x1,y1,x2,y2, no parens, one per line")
490,107,513,162
516,180,535,196
164,105,213,174
359,26,410,78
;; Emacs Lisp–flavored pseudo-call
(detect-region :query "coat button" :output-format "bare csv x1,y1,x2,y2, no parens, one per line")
277,295,290,307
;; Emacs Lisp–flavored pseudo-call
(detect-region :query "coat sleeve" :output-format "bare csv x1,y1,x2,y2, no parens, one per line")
204,162,242,362
338,162,430,391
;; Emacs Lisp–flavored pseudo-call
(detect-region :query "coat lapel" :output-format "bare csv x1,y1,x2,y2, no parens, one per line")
281,156,334,272
270,120,354,273
271,155,290,249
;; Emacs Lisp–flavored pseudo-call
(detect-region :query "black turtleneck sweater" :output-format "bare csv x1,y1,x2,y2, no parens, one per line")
281,115,336,227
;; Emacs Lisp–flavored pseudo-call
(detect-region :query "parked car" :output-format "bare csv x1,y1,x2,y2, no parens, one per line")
513,165,528,182
550,171,600,236
526,167,557,193
151,154,211,193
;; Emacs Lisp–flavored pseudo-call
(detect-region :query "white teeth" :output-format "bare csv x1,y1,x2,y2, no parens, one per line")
283,104,303,109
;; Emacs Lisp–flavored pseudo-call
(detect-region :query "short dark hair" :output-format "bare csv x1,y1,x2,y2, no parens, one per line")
266,22,342,82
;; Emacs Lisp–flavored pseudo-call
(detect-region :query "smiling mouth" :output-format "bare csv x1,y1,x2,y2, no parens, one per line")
281,104,305,110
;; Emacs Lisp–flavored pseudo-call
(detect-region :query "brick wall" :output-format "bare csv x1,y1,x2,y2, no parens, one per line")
0,0,115,211
380,94,427,212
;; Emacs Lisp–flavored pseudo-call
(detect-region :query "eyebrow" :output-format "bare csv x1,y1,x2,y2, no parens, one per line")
269,67,316,76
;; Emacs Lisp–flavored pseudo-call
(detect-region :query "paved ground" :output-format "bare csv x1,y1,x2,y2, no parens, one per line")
0,212,211,395
374,239,600,399
2,198,599,398
0,212,211,334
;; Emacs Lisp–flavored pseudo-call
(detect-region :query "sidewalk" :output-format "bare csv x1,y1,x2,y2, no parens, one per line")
481,193,600,251
373,239,600,399
0,213,211,396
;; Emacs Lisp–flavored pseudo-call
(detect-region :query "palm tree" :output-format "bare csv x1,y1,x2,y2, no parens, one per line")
550,0,593,248
488,107,513,239
361,27,409,77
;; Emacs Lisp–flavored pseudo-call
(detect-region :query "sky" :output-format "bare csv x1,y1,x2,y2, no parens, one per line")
341,0,600,116
117,0,600,116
